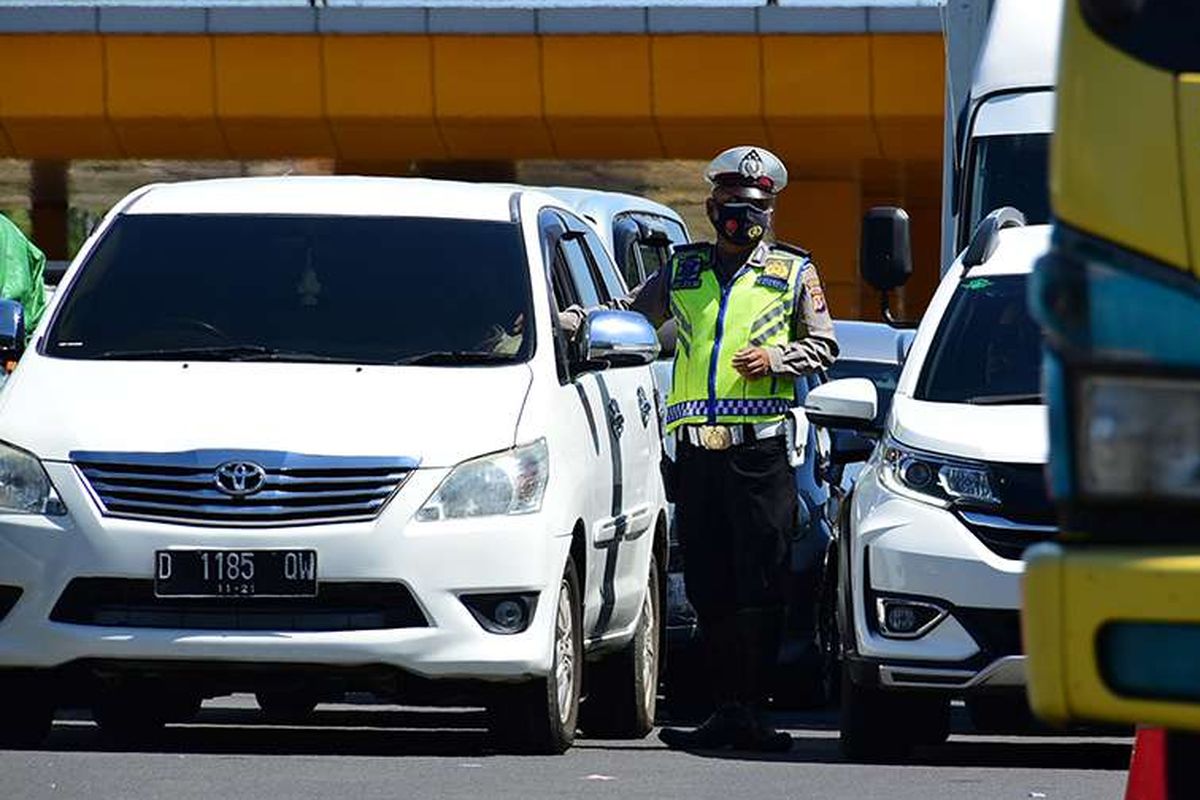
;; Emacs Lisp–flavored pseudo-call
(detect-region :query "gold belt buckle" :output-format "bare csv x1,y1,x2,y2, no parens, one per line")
699,425,733,451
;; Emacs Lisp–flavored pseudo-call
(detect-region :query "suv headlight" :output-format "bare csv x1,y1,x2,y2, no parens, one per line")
0,442,66,516
1079,375,1200,500
878,438,999,508
417,440,549,521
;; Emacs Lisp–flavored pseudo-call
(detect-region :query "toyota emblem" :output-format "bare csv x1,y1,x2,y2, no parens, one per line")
214,461,268,497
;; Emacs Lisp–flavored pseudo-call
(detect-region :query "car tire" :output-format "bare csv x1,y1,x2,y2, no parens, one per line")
489,556,582,755
579,554,661,739
815,575,842,709
839,665,950,761
967,694,1035,734
0,678,53,749
256,690,320,722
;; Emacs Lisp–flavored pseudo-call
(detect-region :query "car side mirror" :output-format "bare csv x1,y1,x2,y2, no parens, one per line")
861,207,914,326
805,378,879,433
0,299,26,369
578,309,660,369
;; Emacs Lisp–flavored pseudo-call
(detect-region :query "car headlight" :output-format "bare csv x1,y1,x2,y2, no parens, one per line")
0,442,65,516
417,440,549,521
878,438,999,508
1079,375,1200,500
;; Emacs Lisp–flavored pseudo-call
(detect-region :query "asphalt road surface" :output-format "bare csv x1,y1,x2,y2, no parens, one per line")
0,696,1130,800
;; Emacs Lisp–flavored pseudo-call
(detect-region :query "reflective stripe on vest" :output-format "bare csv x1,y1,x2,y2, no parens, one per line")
665,248,803,433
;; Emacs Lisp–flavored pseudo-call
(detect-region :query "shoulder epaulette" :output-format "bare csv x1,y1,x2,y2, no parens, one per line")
671,242,713,261
770,241,811,260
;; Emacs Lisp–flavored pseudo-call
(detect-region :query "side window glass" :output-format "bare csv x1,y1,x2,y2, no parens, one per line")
582,228,626,300
638,242,667,279
558,238,601,308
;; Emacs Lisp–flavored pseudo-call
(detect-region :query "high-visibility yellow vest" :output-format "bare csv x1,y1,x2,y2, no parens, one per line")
665,243,804,433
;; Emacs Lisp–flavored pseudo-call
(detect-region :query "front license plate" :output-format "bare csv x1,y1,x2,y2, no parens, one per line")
154,549,317,598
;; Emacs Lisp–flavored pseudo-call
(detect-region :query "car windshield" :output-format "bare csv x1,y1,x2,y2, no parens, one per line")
827,359,901,427
916,274,1043,405
47,214,534,365
966,133,1051,240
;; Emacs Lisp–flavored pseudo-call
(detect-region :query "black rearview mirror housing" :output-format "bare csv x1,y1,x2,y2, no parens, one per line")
861,206,913,292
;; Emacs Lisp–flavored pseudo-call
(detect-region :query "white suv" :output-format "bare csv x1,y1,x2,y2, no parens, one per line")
0,176,669,754
806,212,1055,760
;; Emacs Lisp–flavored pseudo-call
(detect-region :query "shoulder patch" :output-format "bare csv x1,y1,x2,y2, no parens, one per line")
801,264,827,314
670,243,711,290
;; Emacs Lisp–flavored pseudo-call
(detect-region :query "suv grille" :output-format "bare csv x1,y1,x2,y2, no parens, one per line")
51,578,428,631
73,450,415,527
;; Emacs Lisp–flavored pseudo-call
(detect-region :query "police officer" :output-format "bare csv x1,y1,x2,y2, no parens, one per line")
626,147,838,751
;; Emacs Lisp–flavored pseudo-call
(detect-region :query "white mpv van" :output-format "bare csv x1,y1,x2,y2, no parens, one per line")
0,177,669,754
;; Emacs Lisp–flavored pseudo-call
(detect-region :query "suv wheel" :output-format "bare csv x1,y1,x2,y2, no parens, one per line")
579,554,661,739
0,677,53,749
489,556,582,755
839,664,950,762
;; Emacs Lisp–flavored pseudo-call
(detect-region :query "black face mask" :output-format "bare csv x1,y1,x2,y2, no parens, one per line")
711,202,771,246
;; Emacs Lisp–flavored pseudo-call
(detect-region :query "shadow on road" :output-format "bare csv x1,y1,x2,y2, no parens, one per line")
33,703,1130,771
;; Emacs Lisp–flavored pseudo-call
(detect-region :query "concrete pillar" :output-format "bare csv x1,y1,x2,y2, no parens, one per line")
30,160,68,260
774,178,862,320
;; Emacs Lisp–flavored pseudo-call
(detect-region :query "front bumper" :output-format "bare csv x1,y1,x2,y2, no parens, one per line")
849,471,1028,689
0,462,567,683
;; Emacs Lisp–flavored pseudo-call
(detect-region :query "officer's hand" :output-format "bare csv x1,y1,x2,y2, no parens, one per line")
732,346,771,379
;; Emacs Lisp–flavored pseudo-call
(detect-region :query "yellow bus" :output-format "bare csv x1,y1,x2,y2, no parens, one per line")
1024,0,1200,740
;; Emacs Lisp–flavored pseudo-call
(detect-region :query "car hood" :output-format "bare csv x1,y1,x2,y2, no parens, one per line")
0,356,533,468
890,394,1047,464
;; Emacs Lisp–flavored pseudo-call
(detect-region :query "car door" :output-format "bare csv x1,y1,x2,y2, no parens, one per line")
569,216,660,641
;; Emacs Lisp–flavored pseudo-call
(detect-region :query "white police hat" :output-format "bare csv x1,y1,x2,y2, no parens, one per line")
705,146,788,198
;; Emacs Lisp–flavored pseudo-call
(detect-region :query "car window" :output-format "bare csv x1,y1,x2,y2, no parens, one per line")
915,274,1043,404
828,359,901,426
581,228,626,302
48,214,534,364
558,237,602,308
638,241,668,280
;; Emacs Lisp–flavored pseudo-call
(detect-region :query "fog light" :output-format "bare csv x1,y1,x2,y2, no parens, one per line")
876,597,947,639
461,592,539,635
493,599,525,630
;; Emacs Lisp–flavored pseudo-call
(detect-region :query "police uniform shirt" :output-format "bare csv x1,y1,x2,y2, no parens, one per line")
626,240,838,376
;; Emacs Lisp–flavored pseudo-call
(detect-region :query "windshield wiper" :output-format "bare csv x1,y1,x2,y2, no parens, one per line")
965,393,1044,406
396,351,515,366
93,344,276,361
93,345,348,363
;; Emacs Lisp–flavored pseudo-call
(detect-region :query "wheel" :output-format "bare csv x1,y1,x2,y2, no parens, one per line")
256,689,320,722
967,694,1035,734
0,677,53,749
488,556,582,755
579,554,661,739
814,578,841,709
839,664,950,762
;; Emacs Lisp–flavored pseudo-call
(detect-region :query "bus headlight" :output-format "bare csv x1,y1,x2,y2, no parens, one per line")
1079,376,1200,500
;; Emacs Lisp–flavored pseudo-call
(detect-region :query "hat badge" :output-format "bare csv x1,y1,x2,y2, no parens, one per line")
739,149,764,178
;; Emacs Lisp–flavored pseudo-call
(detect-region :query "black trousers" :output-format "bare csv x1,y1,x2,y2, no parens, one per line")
674,435,797,708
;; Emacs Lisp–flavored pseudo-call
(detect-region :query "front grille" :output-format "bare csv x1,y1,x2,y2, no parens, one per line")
50,578,428,631
73,450,415,526
959,511,1058,560
954,607,1022,659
